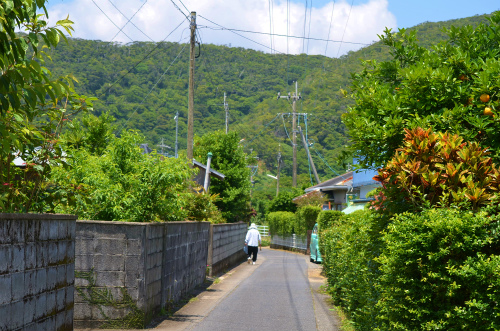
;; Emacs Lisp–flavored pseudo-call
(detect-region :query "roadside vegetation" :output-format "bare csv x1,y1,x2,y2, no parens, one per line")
320,12,500,330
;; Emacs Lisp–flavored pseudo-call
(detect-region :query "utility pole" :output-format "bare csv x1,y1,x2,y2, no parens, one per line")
278,81,301,187
276,144,281,197
224,92,229,134
156,138,171,157
299,126,320,184
187,11,196,164
174,111,179,158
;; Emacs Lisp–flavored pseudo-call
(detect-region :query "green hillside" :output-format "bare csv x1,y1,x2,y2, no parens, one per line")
43,13,491,197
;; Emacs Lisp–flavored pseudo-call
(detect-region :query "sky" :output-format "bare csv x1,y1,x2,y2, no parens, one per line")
43,0,500,57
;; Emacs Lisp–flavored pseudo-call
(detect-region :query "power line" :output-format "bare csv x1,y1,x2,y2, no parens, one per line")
337,0,354,57
108,0,153,42
99,19,185,98
91,0,134,42
177,0,190,14
268,0,273,55
118,43,188,133
169,0,190,21
324,0,336,58
197,15,287,55
199,26,371,46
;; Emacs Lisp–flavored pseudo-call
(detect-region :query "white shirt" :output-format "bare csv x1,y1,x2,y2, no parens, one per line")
245,228,261,246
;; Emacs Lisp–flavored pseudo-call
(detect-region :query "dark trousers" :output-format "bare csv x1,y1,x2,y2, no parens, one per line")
247,246,258,262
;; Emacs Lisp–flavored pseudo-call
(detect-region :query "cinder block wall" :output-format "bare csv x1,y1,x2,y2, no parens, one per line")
162,222,210,304
207,223,247,276
74,221,210,329
0,213,76,331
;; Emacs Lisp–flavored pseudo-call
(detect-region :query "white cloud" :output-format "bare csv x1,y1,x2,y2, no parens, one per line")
46,0,396,57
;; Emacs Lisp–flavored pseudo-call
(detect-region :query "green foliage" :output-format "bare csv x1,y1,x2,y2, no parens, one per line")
317,210,344,230
373,127,500,215
267,189,301,213
377,209,500,330
292,190,328,208
194,130,251,222
52,130,195,222
183,191,224,223
319,210,383,331
267,211,295,236
343,11,500,169
0,0,94,212
62,111,116,155
294,205,321,235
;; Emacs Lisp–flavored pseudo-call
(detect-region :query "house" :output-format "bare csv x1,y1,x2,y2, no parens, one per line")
192,159,225,188
300,171,353,211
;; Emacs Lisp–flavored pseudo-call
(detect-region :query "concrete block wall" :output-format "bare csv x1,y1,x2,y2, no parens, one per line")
162,222,210,304
0,213,76,331
74,221,210,329
74,221,150,329
207,223,247,276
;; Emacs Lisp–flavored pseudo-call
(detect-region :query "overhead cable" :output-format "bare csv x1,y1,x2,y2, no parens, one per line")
118,43,188,133
99,19,185,98
108,0,153,42
91,0,134,42
198,15,287,55
199,26,371,46
336,0,354,57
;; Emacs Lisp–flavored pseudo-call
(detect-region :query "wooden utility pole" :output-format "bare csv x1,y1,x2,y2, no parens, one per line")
276,144,281,197
187,11,196,163
224,92,229,134
278,81,301,187
299,126,320,184
174,111,179,158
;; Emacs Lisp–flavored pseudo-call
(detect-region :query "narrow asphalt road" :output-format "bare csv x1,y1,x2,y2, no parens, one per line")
79,248,340,331
160,248,340,331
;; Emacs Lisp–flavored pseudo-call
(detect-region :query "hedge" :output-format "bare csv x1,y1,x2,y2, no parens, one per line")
295,205,322,234
267,211,295,236
320,208,500,331
317,210,343,230
377,209,500,330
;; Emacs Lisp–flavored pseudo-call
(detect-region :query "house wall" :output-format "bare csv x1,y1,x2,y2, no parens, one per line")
359,183,380,199
0,213,76,331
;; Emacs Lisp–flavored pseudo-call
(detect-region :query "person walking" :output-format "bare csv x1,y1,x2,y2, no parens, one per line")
245,223,261,265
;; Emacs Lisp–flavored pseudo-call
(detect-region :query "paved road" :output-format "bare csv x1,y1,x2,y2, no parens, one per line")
79,248,339,331
191,249,314,331
78,248,339,331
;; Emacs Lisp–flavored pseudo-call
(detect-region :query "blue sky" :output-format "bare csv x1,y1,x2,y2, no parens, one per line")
44,0,500,57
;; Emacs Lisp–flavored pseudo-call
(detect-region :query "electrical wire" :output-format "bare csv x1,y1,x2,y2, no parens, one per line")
324,0,336,60
197,15,287,55
99,19,185,98
244,114,282,145
268,0,273,54
177,0,190,14
198,26,371,46
169,0,190,21
336,0,354,57
91,0,134,42
118,43,188,133
108,0,153,42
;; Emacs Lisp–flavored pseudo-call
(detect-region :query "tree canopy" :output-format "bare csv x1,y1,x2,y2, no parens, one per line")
343,11,500,169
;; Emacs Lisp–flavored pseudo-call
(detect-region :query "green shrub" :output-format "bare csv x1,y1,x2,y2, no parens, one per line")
267,211,295,236
52,131,195,222
376,209,500,330
319,209,383,331
317,210,344,230
295,205,321,235
267,190,301,213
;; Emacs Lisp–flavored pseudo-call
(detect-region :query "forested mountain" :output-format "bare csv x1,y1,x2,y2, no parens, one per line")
43,13,491,198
